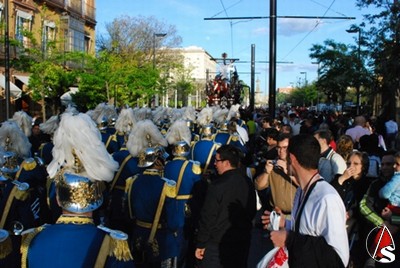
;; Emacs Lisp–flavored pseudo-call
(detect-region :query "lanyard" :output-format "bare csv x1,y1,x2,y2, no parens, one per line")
294,175,323,233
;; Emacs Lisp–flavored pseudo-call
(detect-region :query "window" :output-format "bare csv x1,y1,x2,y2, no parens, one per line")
84,35,91,53
65,17,85,52
15,10,33,48
42,20,56,53
0,3,3,22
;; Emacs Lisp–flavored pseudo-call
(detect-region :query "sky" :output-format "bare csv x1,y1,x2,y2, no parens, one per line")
96,0,374,96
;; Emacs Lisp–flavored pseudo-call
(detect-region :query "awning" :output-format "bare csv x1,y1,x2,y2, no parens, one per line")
0,74,22,99
14,75,30,86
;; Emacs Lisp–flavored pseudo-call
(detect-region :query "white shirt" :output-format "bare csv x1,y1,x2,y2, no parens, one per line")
286,178,349,266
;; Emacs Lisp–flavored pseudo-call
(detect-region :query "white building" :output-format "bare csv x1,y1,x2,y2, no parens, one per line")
179,46,216,83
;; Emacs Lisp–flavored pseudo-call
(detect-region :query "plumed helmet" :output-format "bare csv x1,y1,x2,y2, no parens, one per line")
0,151,20,177
172,141,190,157
55,170,104,213
126,120,168,157
137,146,168,168
201,124,215,138
47,111,119,213
0,120,31,159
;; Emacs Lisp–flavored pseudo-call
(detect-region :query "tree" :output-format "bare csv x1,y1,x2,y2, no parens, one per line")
356,0,400,118
96,16,186,108
309,39,371,107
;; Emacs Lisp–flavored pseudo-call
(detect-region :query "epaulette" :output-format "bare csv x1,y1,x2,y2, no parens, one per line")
230,135,239,142
193,134,200,142
20,225,48,268
0,229,11,259
190,160,201,175
161,177,177,198
97,225,133,261
20,158,37,171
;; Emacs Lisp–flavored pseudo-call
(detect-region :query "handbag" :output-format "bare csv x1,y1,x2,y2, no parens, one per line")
256,247,289,268
257,210,289,268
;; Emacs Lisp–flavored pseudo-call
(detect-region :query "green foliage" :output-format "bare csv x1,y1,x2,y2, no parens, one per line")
356,0,400,116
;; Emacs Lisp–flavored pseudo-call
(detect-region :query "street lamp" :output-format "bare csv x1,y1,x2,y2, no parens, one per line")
152,33,166,107
300,71,307,86
346,26,361,115
153,33,166,69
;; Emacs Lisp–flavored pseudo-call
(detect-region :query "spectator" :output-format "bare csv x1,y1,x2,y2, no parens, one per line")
385,116,398,150
314,129,347,183
359,134,384,178
331,150,372,267
336,134,354,161
262,134,349,267
195,145,256,267
254,133,298,213
379,151,400,221
345,115,371,148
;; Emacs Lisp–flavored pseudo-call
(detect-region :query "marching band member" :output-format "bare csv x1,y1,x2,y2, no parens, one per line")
124,119,179,267
20,111,133,268
164,120,202,267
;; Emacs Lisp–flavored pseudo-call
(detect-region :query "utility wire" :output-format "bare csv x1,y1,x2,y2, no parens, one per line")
281,0,337,60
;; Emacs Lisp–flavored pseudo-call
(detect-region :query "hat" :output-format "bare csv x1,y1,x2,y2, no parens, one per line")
0,120,31,159
126,120,168,167
115,107,136,135
47,112,119,213
165,119,192,157
90,103,118,129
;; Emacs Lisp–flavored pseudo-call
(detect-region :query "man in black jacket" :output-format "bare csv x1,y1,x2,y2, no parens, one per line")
195,145,256,267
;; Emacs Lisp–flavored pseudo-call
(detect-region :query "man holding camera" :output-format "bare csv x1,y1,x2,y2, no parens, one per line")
254,133,299,214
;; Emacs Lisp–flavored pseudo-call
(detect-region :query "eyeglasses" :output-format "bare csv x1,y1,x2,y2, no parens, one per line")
215,158,225,162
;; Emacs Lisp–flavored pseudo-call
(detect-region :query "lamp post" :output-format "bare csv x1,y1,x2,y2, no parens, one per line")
153,33,166,69
152,33,166,107
4,0,11,119
346,26,361,115
312,62,320,111
300,71,307,86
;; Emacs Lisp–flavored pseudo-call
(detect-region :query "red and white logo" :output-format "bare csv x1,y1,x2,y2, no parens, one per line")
366,225,396,263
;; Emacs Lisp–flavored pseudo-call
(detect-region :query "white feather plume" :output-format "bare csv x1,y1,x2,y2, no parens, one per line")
11,111,33,137
196,107,213,126
65,104,79,115
115,107,136,134
40,115,60,135
90,103,117,124
182,106,197,122
165,119,192,145
213,107,229,125
126,120,168,157
47,112,119,182
227,104,241,120
134,107,152,121
170,108,184,124
152,106,166,125
0,120,31,158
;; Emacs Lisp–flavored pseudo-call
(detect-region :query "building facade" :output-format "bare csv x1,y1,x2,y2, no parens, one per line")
0,0,96,121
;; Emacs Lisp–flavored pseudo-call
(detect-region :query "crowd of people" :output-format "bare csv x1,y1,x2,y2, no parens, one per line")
0,103,399,268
